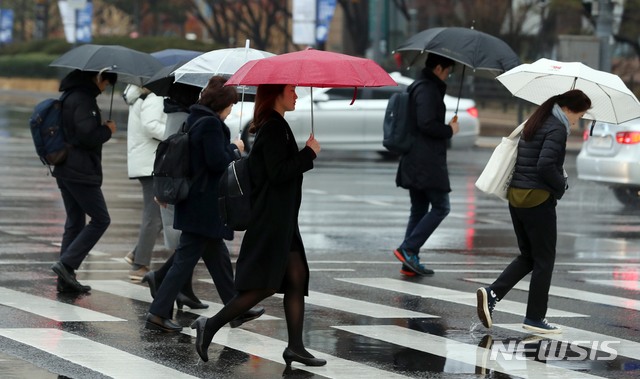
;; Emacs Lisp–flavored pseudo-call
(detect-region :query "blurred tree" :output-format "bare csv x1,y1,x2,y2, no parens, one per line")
185,0,289,51
336,0,369,56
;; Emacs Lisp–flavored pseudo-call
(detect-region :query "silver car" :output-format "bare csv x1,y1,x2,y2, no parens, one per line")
225,72,480,155
576,120,640,206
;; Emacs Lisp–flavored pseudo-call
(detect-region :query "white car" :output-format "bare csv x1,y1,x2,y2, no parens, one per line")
577,120,640,207
225,72,480,155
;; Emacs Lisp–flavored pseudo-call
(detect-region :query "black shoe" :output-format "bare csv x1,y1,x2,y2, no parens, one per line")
229,306,265,328
176,292,209,310
190,316,209,362
145,313,182,333
52,262,91,293
141,271,157,298
282,347,327,367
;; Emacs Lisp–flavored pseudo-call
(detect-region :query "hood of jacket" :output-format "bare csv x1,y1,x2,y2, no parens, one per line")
59,69,101,97
123,84,144,106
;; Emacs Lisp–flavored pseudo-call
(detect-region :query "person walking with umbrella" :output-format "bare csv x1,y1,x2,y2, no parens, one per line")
51,68,118,293
476,89,591,334
393,53,459,276
191,84,325,367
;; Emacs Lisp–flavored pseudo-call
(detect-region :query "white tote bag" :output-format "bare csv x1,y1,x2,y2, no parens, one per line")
475,121,525,200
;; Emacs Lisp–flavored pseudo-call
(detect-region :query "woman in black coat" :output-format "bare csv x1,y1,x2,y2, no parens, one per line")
191,84,325,367
476,89,591,334
146,76,263,332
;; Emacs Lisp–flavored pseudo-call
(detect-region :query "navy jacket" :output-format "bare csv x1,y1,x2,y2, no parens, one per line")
510,115,568,200
173,104,238,239
396,69,453,192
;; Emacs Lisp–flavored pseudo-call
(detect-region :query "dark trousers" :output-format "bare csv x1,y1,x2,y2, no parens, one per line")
149,231,236,319
400,188,450,255
491,197,557,321
56,178,111,269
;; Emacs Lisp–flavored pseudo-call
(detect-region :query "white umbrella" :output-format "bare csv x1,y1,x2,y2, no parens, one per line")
172,44,275,88
496,58,640,124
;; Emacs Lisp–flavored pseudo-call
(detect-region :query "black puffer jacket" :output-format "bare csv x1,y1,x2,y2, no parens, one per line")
395,69,453,192
52,70,112,185
510,115,567,200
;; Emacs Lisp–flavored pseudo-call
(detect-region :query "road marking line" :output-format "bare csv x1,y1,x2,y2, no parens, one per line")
184,326,410,378
496,323,640,361
467,278,640,311
337,278,587,318
83,280,281,321
335,325,604,379
0,287,124,322
0,328,197,379
585,279,640,291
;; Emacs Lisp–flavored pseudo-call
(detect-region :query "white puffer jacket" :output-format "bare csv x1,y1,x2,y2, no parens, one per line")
125,85,167,178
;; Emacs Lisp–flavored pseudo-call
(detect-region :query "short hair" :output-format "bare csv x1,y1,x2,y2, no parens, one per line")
198,76,238,114
101,71,118,86
424,53,455,70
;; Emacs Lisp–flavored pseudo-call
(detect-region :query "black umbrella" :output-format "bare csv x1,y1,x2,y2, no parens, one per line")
50,44,164,118
143,61,186,97
394,27,520,114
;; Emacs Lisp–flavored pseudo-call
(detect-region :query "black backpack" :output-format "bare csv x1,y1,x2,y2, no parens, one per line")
152,120,204,205
382,79,424,154
218,153,252,231
29,92,71,170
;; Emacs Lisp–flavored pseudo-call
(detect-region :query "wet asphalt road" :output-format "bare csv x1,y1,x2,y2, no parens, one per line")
0,102,639,379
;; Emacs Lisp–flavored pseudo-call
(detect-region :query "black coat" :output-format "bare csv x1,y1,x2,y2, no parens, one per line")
510,115,567,200
173,104,238,240
396,69,453,192
234,111,316,293
53,70,112,185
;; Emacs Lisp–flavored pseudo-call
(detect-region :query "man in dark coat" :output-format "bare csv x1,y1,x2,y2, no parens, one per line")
51,69,117,293
393,53,459,276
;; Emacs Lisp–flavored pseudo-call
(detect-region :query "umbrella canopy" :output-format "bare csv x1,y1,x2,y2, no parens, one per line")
226,48,396,135
49,44,164,86
151,48,203,66
497,58,640,124
394,27,520,74
226,48,397,88
143,61,186,96
172,47,276,88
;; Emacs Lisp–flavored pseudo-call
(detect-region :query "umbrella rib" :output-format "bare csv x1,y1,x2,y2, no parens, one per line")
594,82,617,123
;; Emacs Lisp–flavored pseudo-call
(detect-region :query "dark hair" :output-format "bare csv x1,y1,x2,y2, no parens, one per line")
523,89,592,140
101,71,118,86
249,84,286,133
168,82,201,109
424,53,455,70
198,76,238,114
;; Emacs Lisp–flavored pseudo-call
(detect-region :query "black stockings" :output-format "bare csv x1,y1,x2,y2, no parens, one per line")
203,250,309,355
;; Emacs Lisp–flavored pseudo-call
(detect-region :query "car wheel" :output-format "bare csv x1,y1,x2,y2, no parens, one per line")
240,125,254,154
611,186,640,207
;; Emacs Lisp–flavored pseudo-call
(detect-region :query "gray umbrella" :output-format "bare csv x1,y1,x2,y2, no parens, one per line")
394,27,520,114
50,44,164,87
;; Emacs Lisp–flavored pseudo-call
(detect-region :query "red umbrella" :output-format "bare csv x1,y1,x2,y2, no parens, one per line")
225,48,396,133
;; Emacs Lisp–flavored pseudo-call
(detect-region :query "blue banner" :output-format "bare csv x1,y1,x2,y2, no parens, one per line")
0,9,14,44
316,0,336,44
76,1,93,43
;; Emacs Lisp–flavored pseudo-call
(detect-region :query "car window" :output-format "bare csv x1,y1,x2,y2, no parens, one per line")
369,86,405,100
325,88,360,100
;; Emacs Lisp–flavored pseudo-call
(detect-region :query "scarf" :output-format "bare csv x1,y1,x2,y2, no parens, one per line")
552,103,571,135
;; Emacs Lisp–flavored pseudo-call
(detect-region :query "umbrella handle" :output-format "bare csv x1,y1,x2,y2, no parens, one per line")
109,86,114,120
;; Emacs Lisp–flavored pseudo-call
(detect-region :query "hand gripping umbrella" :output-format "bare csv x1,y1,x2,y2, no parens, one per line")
394,26,520,116
225,48,397,134
497,58,640,125
50,44,164,118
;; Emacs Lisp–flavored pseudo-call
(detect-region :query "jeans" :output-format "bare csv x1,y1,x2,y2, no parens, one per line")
56,178,111,269
399,188,450,255
491,197,557,321
148,231,236,319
